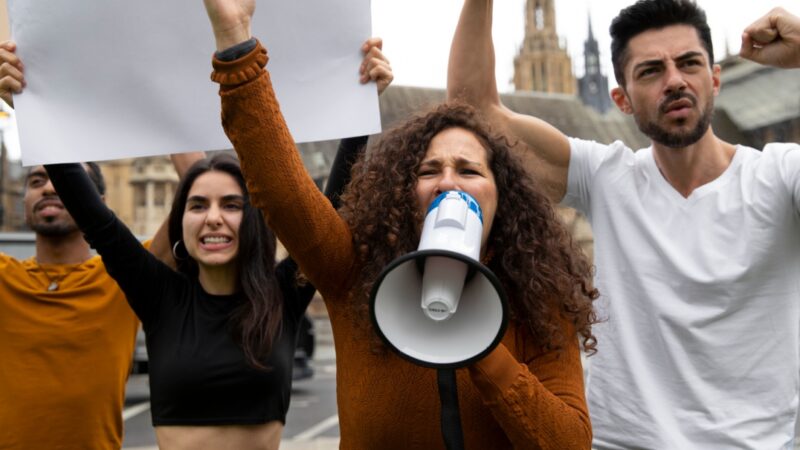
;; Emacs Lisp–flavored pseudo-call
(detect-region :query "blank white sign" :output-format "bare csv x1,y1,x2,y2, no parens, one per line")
8,0,380,165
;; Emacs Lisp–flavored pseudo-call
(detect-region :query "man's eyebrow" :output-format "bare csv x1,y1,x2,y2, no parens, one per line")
632,59,664,73
25,170,47,181
675,51,705,63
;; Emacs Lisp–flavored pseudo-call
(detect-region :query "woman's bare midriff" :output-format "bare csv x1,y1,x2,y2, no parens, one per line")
155,420,283,450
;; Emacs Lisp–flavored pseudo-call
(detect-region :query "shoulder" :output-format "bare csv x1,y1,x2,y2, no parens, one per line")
567,137,638,166
759,142,800,159
0,252,22,271
738,143,800,173
80,254,106,271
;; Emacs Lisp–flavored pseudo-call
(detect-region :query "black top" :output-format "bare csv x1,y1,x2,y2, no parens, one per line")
44,136,367,426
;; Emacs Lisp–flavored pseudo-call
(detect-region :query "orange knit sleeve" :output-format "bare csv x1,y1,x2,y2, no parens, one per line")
211,40,356,298
468,322,592,449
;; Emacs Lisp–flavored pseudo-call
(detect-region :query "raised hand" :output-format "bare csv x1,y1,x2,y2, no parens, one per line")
202,0,255,51
740,7,800,68
359,38,393,95
0,41,26,107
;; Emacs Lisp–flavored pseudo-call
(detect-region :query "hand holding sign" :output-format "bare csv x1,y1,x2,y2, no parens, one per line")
0,40,24,107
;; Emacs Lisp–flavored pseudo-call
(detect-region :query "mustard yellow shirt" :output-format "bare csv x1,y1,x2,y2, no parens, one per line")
0,252,139,450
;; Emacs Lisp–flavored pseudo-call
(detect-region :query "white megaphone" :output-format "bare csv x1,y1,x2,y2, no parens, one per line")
370,190,508,369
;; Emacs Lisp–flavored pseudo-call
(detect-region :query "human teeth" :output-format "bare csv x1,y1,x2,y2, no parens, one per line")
203,236,230,244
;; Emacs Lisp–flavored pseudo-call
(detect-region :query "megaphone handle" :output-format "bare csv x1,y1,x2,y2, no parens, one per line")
437,368,465,450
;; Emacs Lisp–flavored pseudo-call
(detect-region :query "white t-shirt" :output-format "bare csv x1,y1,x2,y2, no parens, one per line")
563,138,800,449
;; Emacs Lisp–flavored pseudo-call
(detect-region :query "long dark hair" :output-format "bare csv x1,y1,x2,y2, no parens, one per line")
168,153,283,368
339,102,598,354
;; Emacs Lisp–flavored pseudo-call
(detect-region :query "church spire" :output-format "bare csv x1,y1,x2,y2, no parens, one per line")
578,12,611,113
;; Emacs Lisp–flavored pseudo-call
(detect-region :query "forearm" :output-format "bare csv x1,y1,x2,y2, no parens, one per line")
45,163,163,320
273,134,366,313
170,152,206,179
44,164,115,234
469,336,591,448
447,0,569,203
212,42,355,295
325,135,368,209
447,0,500,109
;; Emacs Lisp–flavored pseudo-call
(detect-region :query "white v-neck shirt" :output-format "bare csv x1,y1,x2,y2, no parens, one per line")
564,138,800,449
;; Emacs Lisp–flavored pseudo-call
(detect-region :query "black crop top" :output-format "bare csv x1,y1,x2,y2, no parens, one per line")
45,162,312,425
45,136,367,425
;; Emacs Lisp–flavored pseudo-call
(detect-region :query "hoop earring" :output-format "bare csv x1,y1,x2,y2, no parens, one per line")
172,240,187,261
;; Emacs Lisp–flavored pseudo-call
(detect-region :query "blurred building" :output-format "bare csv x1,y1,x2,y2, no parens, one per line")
513,0,575,95
716,56,800,149
577,16,611,114
0,143,24,231
0,0,8,41
0,106,25,232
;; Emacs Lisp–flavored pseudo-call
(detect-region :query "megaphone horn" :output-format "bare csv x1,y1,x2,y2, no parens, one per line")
370,190,508,369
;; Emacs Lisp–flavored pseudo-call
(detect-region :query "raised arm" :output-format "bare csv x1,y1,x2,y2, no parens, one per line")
43,163,173,324
740,7,800,69
447,0,571,202
326,37,393,208
282,36,394,316
203,0,356,297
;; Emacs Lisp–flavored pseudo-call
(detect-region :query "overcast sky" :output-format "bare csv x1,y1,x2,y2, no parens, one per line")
371,0,799,92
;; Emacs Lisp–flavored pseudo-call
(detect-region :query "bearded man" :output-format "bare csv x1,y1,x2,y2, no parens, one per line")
448,1,800,448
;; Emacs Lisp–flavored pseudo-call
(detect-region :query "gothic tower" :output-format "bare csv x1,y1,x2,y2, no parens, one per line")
578,15,611,113
513,0,576,94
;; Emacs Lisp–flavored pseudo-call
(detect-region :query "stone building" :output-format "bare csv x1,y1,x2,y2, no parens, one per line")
513,0,576,95
715,57,800,149
0,140,25,231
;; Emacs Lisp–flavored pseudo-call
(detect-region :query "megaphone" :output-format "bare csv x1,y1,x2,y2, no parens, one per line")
370,191,509,449
370,190,508,369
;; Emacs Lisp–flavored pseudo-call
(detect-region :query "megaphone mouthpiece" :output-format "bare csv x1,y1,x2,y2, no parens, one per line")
421,256,468,321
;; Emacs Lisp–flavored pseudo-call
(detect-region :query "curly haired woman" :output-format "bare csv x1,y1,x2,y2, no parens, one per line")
202,1,598,448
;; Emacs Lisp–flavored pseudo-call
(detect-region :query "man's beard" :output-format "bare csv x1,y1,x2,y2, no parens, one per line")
635,93,714,149
30,219,79,237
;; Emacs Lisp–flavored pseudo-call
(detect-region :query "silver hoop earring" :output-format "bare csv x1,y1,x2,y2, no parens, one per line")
172,240,187,260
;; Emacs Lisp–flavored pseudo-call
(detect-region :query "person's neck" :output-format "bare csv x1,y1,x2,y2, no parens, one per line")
35,231,93,265
651,129,736,198
198,265,239,296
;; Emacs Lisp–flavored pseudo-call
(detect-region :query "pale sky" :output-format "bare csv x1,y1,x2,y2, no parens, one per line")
371,0,799,91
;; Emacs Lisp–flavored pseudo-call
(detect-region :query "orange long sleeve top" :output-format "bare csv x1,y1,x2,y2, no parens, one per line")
211,41,591,450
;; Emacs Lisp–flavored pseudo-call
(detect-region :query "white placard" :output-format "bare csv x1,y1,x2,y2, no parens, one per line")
7,0,380,166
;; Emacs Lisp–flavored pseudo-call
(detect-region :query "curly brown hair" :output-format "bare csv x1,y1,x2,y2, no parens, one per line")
339,102,598,354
